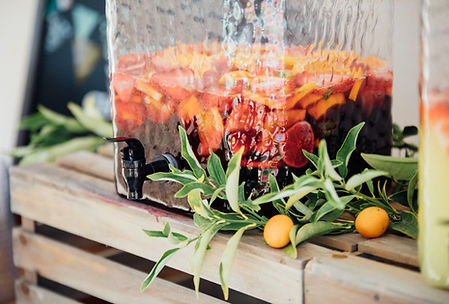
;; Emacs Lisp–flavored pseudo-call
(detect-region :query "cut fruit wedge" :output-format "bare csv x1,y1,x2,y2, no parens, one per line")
308,93,346,120
112,73,135,102
279,121,314,168
135,80,163,102
196,107,224,156
177,95,200,123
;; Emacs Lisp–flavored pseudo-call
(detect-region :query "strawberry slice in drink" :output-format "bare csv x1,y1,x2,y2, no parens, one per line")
279,121,314,168
112,73,135,103
116,53,149,75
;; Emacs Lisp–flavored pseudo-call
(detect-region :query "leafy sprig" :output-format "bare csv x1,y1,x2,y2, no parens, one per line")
142,122,419,299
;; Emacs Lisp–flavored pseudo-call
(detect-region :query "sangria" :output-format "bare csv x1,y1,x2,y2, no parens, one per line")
112,42,392,171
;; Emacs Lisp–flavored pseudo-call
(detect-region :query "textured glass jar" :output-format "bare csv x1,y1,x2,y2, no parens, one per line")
419,0,449,289
106,0,394,210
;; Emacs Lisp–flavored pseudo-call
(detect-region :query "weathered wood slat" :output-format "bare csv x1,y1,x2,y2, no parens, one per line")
56,151,114,182
10,163,330,304
304,253,449,304
15,279,80,304
358,233,418,267
13,228,225,304
309,233,365,252
96,144,114,158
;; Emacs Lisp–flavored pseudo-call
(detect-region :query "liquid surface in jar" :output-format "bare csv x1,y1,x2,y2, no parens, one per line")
419,89,449,289
111,41,392,169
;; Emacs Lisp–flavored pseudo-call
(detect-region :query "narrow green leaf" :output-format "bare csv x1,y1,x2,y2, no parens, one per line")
162,223,171,237
366,179,375,196
314,195,354,222
148,171,197,185
407,172,418,212
361,153,418,180
323,178,344,209
19,136,103,165
319,140,342,181
219,224,254,300
19,112,49,131
225,147,244,213
141,247,181,291
302,150,319,169
193,213,214,230
187,190,212,218
295,221,344,245
167,232,189,245
142,229,168,238
390,211,418,239
282,225,299,259
285,186,317,210
67,102,113,138
345,169,387,191
178,126,206,179
209,186,225,206
191,225,220,294
336,122,365,177
38,105,86,133
207,151,226,186
174,182,215,198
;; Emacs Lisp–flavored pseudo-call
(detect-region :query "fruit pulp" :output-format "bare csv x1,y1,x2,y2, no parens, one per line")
112,42,392,174
419,90,449,289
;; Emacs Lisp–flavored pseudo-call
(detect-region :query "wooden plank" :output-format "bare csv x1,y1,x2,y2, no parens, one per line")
358,233,418,267
56,151,114,182
15,279,80,304
10,163,331,304
20,217,37,284
13,228,225,304
97,144,114,158
309,233,365,252
304,253,449,304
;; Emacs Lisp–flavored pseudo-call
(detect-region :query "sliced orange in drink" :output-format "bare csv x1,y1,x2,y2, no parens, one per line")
308,93,346,120
196,107,224,156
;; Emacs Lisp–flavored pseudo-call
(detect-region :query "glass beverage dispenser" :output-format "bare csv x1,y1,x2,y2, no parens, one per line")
419,0,449,289
106,0,394,210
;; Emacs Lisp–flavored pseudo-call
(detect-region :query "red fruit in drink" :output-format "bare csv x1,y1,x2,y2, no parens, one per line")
279,121,314,168
112,73,135,102
117,53,149,75
151,68,194,89
196,107,224,156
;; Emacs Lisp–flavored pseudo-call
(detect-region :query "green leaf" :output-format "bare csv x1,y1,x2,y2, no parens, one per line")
209,186,225,206
38,105,86,133
407,172,418,212
193,213,214,230
323,178,345,209
324,89,333,100
303,150,319,169
313,195,354,222
291,201,313,221
345,169,387,191
175,182,215,198
366,179,375,196
19,136,104,165
148,171,197,185
336,122,365,177
219,224,254,300
282,225,299,259
142,229,168,238
187,190,212,218
191,225,221,294
67,102,113,138
30,124,68,146
19,112,49,131
390,211,418,239
319,140,342,181
295,221,344,245
285,186,317,210
178,126,206,179
167,232,189,245
162,222,171,237
225,147,244,214
141,247,181,291
207,151,226,186
268,174,286,214
9,145,37,158
361,153,418,180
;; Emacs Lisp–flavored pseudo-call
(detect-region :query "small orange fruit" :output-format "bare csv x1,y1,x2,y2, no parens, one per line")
263,214,294,248
355,206,389,238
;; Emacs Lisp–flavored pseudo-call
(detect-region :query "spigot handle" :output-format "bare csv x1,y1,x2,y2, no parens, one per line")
104,137,145,160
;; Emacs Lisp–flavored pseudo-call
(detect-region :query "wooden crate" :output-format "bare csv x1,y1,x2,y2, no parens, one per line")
9,146,449,304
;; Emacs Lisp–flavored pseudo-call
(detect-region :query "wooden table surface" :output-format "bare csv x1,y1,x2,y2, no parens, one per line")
9,145,449,304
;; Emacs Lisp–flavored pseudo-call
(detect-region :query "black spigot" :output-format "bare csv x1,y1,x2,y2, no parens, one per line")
105,137,178,200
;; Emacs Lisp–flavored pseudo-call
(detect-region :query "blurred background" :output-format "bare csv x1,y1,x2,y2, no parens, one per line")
0,0,420,302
